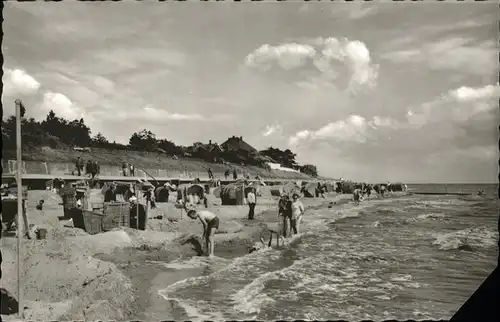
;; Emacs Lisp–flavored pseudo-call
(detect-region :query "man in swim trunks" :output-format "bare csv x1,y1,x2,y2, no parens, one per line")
186,205,219,257
290,193,305,235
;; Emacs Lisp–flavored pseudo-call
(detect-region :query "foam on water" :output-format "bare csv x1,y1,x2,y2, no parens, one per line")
231,269,279,314
153,193,497,320
159,256,231,270
416,213,446,220
432,226,498,251
157,292,225,321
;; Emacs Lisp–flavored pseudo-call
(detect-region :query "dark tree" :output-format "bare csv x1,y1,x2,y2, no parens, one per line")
157,138,182,155
129,129,157,151
92,132,109,146
299,164,318,177
260,147,298,168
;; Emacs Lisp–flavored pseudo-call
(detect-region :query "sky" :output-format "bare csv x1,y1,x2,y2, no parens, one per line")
2,1,499,183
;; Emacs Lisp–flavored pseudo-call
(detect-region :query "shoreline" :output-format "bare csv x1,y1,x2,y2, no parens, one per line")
101,193,376,320
1,186,405,320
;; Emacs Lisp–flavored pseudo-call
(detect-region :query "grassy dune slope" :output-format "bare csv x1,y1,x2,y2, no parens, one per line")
2,147,313,180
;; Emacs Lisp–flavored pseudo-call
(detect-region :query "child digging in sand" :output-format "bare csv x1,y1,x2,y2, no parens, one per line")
186,204,219,257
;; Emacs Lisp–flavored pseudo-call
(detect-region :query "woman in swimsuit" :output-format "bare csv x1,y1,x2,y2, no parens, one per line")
187,206,219,257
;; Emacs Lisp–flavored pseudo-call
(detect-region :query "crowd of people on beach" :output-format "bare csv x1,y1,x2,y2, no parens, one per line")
64,162,405,259
180,179,408,257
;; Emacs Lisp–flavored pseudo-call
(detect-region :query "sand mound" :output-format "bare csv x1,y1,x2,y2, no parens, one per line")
67,230,134,254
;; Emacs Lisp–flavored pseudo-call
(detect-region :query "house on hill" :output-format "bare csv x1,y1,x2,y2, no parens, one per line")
187,140,223,163
221,136,257,153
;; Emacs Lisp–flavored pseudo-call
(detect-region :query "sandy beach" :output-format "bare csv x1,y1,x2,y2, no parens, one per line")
1,185,364,320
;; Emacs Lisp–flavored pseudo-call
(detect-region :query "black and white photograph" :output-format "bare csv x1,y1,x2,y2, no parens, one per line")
1,1,499,321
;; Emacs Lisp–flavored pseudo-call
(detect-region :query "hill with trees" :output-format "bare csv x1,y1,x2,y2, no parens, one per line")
2,110,320,179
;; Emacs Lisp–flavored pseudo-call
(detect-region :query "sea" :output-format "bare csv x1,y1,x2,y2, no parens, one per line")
156,184,498,321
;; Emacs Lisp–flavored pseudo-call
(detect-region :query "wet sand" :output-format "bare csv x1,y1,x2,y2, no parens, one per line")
1,186,393,320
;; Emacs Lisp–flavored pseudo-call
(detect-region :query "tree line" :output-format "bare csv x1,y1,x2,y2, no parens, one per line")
1,110,319,177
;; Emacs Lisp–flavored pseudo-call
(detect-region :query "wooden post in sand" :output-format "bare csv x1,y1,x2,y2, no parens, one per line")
15,99,27,319
135,183,139,229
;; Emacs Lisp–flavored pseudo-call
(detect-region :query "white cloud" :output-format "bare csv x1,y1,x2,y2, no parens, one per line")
40,91,84,120
2,68,41,96
245,37,378,93
406,83,500,126
381,38,496,75
369,116,395,128
245,43,317,70
288,129,312,146
289,114,371,146
262,124,283,137
288,113,401,147
142,106,204,121
448,84,500,102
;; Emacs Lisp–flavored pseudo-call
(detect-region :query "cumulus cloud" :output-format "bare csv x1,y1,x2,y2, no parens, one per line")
448,84,500,102
262,124,283,137
288,113,401,147
245,37,378,93
2,68,41,96
406,83,500,126
40,91,84,120
289,115,367,146
245,43,317,71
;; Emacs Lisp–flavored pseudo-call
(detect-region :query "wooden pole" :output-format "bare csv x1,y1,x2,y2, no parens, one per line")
135,183,139,229
15,99,24,319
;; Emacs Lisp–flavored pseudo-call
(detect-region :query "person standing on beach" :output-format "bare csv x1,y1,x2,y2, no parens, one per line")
85,160,92,177
247,189,256,220
208,168,214,180
290,193,305,235
104,184,117,202
75,157,83,176
233,169,238,180
90,160,97,180
363,184,371,198
186,206,219,257
130,163,135,177
122,162,128,176
224,169,230,180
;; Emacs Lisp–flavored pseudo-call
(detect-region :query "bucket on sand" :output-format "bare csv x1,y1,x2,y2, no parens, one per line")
36,228,47,240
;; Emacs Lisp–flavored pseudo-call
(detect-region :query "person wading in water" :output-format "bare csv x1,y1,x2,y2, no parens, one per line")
186,205,219,257
278,194,292,237
353,188,362,205
290,193,305,235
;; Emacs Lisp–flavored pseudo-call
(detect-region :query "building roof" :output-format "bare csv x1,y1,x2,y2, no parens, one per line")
189,141,223,154
221,136,257,153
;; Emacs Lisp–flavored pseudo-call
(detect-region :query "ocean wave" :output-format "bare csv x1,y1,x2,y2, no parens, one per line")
158,256,231,270
432,226,498,251
416,199,471,207
231,269,278,314
390,274,413,282
157,293,225,321
416,213,446,220
229,257,313,314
